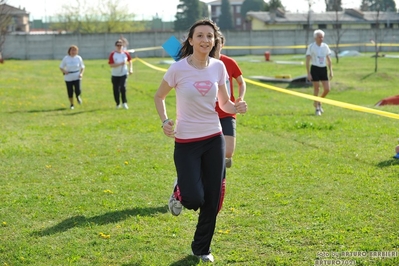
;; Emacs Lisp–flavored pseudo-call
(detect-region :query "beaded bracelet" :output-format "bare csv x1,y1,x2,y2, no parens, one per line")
161,119,170,128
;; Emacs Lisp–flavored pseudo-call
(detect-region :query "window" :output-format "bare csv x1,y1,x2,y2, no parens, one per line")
318,24,327,29
215,6,221,17
333,24,342,29
236,17,241,26
371,23,379,29
236,6,241,14
385,23,393,28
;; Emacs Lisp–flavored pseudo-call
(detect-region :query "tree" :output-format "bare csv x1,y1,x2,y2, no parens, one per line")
199,1,209,18
304,0,316,49
98,0,136,33
361,0,396,11
52,0,141,33
370,4,383,72
325,0,342,11
218,0,234,30
0,0,11,62
264,0,284,11
241,0,265,18
328,0,346,63
174,0,202,31
360,0,396,72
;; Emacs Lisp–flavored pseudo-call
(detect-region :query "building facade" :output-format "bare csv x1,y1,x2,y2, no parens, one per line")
246,8,399,31
0,4,30,33
207,0,245,30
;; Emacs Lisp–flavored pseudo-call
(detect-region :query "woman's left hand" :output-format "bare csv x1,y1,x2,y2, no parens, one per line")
235,98,247,114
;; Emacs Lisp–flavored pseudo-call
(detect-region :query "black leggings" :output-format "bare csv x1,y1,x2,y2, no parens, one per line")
111,75,127,105
65,80,81,98
174,134,225,255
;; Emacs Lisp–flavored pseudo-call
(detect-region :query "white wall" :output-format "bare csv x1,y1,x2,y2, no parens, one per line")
3,29,398,60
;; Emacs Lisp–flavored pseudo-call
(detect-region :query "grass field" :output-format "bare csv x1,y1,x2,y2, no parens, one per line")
1,54,399,266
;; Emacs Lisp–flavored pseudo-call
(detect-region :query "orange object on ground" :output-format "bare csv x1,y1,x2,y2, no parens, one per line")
264,51,270,61
375,95,399,106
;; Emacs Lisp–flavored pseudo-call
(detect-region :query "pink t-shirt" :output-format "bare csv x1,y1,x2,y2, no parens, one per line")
163,57,228,142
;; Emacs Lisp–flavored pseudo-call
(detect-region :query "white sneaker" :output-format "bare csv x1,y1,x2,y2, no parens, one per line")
315,109,321,116
122,103,129,109
193,253,214,263
77,96,82,105
70,104,74,110
168,179,182,216
317,103,324,113
116,104,121,109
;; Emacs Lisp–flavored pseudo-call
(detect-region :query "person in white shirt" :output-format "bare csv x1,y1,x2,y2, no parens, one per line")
108,40,133,109
59,45,85,109
306,29,333,116
154,19,247,263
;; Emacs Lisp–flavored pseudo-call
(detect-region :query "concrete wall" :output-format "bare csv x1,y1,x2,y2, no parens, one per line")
3,29,398,60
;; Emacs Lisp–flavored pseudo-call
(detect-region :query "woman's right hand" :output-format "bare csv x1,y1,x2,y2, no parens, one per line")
162,119,175,138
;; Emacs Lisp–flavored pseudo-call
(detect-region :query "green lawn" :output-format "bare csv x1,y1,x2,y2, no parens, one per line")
0,54,398,265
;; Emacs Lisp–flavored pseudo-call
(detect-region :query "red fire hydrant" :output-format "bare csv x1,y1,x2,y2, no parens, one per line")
264,51,270,61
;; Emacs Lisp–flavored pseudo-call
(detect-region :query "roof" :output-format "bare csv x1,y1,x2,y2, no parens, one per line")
247,9,399,25
205,0,244,6
0,4,29,15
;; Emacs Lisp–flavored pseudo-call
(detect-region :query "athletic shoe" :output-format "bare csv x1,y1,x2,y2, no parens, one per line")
122,103,129,109
315,109,321,116
168,179,182,216
116,104,121,109
70,104,74,110
193,253,214,263
77,96,82,105
317,103,324,113
393,153,399,159
225,158,232,168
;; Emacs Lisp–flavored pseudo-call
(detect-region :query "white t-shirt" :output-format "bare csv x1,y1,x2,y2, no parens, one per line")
163,57,228,141
59,55,85,82
108,51,132,77
306,42,331,67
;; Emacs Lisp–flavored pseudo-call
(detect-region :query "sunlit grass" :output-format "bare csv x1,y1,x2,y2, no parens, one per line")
0,54,398,265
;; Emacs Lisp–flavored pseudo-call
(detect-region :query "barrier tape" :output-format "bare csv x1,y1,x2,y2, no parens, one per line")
129,43,399,53
233,43,399,50
134,57,399,120
244,78,399,120
136,58,167,72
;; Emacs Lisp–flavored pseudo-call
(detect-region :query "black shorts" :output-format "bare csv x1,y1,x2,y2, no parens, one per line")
220,117,236,137
310,65,328,81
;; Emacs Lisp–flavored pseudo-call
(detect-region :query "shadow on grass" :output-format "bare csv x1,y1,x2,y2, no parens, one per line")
8,108,68,113
121,256,201,266
169,255,200,266
120,255,200,266
62,109,105,116
360,72,375,80
32,206,168,236
376,158,399,168
8,108,106,115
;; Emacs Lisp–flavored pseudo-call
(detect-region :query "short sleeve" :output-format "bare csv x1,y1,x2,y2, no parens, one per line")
163,64,177,88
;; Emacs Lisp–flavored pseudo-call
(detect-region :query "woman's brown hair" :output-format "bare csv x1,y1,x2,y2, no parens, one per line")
178,19,221,60
67,45,79,55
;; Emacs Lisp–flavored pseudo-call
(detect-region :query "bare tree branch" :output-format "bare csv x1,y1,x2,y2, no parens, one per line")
328,0,346,63
0,0,12,61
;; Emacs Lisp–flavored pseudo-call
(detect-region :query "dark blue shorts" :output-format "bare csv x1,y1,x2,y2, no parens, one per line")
220,117,236,137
